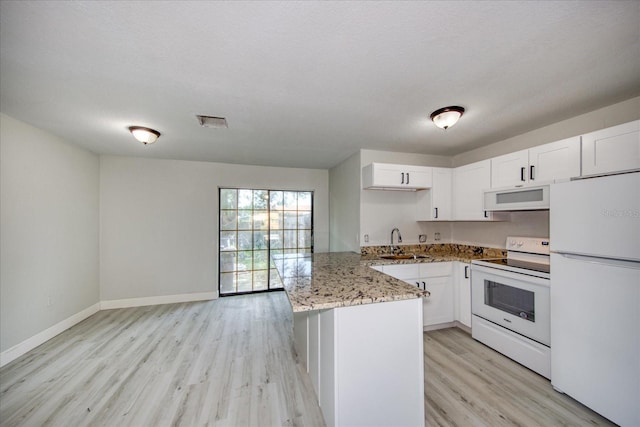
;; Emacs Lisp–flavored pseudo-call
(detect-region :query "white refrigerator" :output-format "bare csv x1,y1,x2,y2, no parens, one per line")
550,171,640,427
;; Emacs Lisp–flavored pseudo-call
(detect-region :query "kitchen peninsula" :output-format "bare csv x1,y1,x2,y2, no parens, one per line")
276,252,427,427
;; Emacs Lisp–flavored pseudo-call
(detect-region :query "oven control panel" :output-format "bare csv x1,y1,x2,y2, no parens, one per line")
506,236,550,255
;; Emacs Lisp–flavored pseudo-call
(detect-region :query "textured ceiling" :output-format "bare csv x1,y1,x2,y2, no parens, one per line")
1,1,639,169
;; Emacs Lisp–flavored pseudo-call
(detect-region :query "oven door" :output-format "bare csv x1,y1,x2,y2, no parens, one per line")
471,264,550,346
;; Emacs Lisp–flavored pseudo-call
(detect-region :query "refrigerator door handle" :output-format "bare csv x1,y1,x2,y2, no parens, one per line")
552,251,640,270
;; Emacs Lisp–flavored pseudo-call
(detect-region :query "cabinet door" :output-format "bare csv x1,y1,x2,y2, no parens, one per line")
415,167,452,221
383,264,420,280
453,159,492,220
581,120,640,176
491,149,528,188
528,136,581,183
422,276,454,326
363,163,433,190
454,262,471,328
432,167,452,220
405,166,434,189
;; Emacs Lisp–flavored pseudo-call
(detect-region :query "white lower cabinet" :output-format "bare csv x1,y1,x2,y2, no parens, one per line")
419,263,453,327
454,262,472,328
292,298,425,427
376,262,455,328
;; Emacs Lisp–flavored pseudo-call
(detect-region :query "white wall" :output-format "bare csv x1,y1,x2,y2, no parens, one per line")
0,114,100,353
329,152,361,252
100,155,329,301
452,211,549,248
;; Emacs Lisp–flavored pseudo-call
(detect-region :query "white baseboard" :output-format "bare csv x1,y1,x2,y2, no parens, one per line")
100,291,217,310
1,291,218,368
0,302,101,368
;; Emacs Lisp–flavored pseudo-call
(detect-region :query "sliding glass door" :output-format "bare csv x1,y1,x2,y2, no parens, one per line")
219,188,313,296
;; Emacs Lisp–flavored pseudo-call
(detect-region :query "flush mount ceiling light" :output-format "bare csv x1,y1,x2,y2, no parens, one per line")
128,126,161,145
430,106,465,130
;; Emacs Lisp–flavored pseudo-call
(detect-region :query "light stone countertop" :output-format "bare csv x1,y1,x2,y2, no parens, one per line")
276,250,496,313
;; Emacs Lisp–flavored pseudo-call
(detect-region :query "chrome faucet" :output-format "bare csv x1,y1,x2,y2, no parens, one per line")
390,227,402,254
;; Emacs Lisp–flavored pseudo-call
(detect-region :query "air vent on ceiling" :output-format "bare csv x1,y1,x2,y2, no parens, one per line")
196,115,228,129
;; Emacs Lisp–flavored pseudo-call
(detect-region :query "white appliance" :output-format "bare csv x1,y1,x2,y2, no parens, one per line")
484,184,550,211
550,171,640,427
471,237,551,378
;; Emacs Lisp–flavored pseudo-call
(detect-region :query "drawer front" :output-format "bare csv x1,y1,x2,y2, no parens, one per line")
419,262,452,278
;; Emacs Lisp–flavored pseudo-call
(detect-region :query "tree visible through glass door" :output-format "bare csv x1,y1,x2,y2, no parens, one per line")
219,188,313,295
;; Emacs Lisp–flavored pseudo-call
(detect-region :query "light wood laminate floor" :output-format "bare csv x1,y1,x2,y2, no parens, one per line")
1,292,615,427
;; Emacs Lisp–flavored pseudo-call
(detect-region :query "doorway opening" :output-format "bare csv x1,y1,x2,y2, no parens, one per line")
219,188,313,296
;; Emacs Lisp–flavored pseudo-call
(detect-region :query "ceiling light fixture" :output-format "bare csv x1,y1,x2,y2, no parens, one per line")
430,106,465,130
128,126,161,145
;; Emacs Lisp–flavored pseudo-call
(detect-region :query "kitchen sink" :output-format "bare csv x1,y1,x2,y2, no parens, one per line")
379,254,430,260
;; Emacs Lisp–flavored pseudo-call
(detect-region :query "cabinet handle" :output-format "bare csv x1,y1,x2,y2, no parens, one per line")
415,281,420,288
422,281,426,288
434,207,438,219
484,210,489,218
406,172,410,185
401,172,405,184
520,167,526,182
464,265,469,279
530,165,535,180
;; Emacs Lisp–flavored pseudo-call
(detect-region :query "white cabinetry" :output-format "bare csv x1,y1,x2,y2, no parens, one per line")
377,262,454,328
416,167,453,221
454,262,471,328
581,120,640,176
453,159,494,220
362,163,432,190
491,136,581,188
420,263,454,327
293,299,425,427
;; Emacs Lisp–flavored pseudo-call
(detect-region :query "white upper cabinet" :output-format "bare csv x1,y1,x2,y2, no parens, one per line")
581,120,640,176
362,163,432,190
453,159,494,220
490,149,529,189
491,136,581,188
416,167,452,221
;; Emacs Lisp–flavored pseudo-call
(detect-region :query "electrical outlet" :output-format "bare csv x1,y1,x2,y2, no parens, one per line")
364,234,369,243
434,232,441,241
419,234,427,243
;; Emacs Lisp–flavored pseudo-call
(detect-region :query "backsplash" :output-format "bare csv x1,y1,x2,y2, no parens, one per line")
361,243,506,258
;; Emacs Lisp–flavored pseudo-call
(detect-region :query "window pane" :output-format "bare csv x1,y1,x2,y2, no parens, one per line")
238,210,252,230
220,231,236,251
298,230,312,248
253,210,268,230
270,191,283,210
253,270,268,291
237,250,253,271
254,231,268,250
220,252,236,272
238,231,253,250
284,192,297,210
284,230,297,249
220,272,236,294
220,189,237,210
270,211,283,230
298,192,311,211
284,211,297,229
220,210,237,230
253,250,268,270
298,212,311,229
253,190,268,209
238,189,253,209
269,230,283,249
237,271,252,293
270,270,283,289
